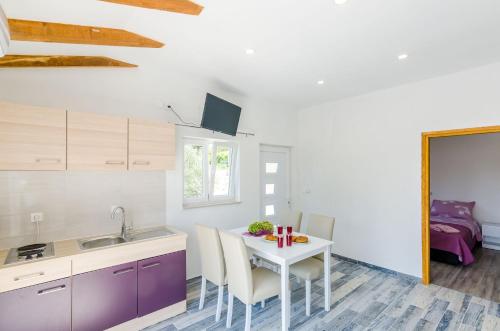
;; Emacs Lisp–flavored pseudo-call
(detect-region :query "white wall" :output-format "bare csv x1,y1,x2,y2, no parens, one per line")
0,68,298,279
296,62,500,278
430,133,500,224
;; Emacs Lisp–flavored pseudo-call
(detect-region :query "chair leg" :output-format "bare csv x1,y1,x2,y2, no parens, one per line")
261,300,265,308
305,279,311,316
226,293,234,328
245,304,252,331
215,285,224,322
199,276,207,310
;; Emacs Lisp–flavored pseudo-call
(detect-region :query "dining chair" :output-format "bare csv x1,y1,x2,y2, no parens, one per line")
290,213,335,316
219,231,281,331
279,210,303,232
195,224,227,322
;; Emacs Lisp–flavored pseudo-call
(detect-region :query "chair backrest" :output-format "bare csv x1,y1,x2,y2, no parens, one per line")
218,231,253,304
307,214,335,241
279,210,303,232
195,224,226,286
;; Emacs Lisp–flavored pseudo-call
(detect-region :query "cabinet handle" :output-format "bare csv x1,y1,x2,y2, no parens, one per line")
142,262,160,269
38,285,66,295
14,272,45,281
36,158,61,163
105,160,125,165
113,267,135,275
133,160,151,166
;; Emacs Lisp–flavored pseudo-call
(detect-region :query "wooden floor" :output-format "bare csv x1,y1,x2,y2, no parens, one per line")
431,247,500,303
144,256,500,330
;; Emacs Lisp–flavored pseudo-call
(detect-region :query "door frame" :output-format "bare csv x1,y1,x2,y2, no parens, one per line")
259,143,292,220
421,125,500,285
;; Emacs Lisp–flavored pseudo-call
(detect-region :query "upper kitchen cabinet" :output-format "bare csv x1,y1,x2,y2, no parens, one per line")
0,102,66,170
129,118,175,171
68,111,128,170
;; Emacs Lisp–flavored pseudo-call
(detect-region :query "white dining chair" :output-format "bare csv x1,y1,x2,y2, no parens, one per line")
279,210,303,232
195,224,227,322
289,214,335,316
219,231,282,331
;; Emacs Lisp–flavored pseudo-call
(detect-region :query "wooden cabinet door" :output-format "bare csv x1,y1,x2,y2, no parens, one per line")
138,250,186,317
72,262,138,331
0,102,66,170
67,111,128,170
129,118,175,171
0,277,71,331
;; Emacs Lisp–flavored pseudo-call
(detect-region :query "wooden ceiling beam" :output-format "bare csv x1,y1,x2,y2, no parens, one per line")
0,55,137,68
100,0,203,16
8,19,164,48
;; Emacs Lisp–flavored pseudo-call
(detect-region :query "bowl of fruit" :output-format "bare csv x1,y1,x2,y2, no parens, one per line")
247,221,274,237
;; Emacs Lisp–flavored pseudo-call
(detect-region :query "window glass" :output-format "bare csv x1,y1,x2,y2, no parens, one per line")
266,162,278,174
265,184,275,195
265,205,275,216
213,145,233,196
183,144,204,199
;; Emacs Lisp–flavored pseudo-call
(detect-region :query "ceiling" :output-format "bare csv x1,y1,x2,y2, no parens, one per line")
2,0,500,109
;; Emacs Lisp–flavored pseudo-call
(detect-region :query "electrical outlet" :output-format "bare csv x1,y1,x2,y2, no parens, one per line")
31,212,44,223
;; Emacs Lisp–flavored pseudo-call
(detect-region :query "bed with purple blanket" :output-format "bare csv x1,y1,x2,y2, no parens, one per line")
430,200,483,265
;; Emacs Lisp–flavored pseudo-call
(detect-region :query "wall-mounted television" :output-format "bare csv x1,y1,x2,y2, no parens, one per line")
201,93,241,136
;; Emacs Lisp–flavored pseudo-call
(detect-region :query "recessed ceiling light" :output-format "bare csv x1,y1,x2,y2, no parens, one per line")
317,80,325,85
398,53,409,60
245,49,255,55
334,0,348,4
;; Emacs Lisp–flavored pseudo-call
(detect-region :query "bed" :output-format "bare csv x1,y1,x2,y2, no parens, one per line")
430,200,483,265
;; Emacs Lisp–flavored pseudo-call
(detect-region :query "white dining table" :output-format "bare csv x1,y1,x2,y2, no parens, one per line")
230,227,333,331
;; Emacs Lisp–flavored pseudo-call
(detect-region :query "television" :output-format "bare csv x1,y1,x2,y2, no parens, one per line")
201,93,241,136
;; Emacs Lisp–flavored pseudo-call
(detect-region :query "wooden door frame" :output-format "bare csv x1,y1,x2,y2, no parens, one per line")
421,125,500,285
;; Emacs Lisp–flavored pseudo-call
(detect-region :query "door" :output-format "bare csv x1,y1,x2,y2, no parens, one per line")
260,145,291,222
72,261,138,331
0,277,71,331
129,118,176,171
0,101,66,170
138,250,186,316
67,111,128,170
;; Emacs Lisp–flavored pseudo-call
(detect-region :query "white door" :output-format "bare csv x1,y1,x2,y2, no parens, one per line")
260,145,290,222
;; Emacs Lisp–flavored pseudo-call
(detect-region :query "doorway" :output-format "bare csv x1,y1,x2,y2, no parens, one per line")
421,125,500,286
260,145,291,222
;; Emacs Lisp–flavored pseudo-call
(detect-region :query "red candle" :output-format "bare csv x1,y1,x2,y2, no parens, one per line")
277,226,283,235
277,234,284,248
286,233,292,246
287,226,292,234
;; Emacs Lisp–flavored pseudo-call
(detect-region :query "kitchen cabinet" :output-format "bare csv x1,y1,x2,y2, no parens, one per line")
67,111,128,170
0,277,71,331
72,261,138,331
138,250,186,316
0,101,66,170
129,118,176,170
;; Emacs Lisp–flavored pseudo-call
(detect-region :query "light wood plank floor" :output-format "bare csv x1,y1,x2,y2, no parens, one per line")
431,247,500,303
144,256,500,330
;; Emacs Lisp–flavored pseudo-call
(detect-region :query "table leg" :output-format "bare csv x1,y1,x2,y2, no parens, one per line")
324,246,331,311
281,263,290,331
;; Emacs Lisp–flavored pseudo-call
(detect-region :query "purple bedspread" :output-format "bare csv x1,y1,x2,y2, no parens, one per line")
430,216,481,265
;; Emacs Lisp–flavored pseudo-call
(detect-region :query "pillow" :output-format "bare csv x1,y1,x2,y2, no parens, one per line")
431,200,475,221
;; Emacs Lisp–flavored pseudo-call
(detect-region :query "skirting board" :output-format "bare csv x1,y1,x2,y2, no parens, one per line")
107,300,186,330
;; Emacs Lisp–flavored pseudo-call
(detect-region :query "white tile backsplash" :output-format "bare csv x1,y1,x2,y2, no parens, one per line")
0,171,166,249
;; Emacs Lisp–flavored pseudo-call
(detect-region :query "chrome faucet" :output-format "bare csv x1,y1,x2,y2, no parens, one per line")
111,206,128,239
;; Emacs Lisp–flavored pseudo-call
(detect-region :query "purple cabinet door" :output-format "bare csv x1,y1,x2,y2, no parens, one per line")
138,250,186,317
0,277,71,331
72,261,138,331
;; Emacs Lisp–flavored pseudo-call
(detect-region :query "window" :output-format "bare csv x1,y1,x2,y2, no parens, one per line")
183,138,239,207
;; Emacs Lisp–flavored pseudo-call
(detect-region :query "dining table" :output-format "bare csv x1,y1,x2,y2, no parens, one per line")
230,227,334,331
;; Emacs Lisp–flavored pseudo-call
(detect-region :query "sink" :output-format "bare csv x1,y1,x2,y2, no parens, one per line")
78,228,175,251
78,236,126,250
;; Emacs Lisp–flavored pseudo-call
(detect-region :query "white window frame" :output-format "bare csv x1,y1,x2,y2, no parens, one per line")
183,137,240,208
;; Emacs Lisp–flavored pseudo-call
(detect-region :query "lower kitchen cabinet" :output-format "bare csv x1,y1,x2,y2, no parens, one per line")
138,250,187,317
0,277,71,331
72,261,138,331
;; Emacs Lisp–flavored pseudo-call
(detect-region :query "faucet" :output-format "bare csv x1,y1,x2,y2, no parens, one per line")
111,206,128,239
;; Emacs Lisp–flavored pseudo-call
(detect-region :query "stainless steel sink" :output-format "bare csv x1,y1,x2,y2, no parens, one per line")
78,236,126,250
78,228,175,251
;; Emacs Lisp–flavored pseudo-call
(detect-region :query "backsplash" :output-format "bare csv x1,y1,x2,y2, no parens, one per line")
0,171,166,249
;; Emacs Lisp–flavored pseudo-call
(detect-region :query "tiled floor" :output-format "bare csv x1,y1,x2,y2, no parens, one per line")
144,257,500,331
